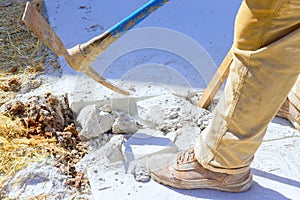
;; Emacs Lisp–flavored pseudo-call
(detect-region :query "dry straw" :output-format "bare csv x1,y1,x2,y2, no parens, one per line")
0,0,60,192
0,114,58,189
0,0,58,105
0,0,47,74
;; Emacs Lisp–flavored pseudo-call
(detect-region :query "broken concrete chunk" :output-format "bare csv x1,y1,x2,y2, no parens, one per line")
76,135,125,172
98,104,112,113
137,94,210,133
76,105,114,140
112,112,138,134
77,105,102,140
105,135,126,163
98,111,115,132
131,163,150,183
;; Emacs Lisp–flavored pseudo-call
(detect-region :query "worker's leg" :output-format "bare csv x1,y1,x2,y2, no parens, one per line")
195,0,300,174
149,0,300,192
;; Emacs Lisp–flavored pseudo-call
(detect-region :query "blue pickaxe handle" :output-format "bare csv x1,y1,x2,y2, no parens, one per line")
23,0,169,96
79,0,170,56
109,0,170,38
64,0,170,95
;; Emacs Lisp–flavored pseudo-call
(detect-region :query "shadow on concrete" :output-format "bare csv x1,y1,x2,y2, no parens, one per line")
123,133,177,173
252,168,300,189
272,117,294,128
167,168,298,200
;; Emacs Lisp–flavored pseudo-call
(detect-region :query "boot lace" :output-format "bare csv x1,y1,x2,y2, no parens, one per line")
176,148,196,165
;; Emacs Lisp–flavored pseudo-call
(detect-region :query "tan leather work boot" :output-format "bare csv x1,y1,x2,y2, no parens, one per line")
276,98,300,130
148,148,253,193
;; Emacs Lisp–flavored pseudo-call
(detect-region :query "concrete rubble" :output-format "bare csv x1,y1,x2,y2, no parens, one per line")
75,94,211,161
70,91,300,200
4,87,299,200
77,104,140,140
76,135,126,171
76,105,103,140
137,94,211,132
70,93,212,199
112,111,139,134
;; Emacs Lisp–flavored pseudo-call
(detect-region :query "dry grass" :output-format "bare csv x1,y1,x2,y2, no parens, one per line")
0,0,48,74
0,0,58,105
0,0,61,193
0,114,58,188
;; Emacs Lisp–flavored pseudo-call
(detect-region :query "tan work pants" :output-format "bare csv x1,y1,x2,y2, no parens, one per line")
195,0,300,174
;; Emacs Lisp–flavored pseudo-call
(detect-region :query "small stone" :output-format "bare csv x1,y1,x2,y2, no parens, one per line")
100,140,107,147
112,112,138,134
98,111,114,133
102,135,125,163
102,134,108,141
131,164,150,183
77,105,102,140
197,118,203,126
176,123,183,128
168,111,179,119
77,105,114,140
99,104,112,113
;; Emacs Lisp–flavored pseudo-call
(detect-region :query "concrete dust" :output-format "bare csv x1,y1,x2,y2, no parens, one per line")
137,94,211,133
1,160,79,199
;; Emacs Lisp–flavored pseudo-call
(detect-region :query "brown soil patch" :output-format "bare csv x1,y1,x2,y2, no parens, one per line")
0,93,89,196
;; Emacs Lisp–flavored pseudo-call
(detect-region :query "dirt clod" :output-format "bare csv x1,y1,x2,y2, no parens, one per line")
0,77,21,92
1,93,90,194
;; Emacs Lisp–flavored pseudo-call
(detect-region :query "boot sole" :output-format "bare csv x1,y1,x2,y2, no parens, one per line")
150,172,253,193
